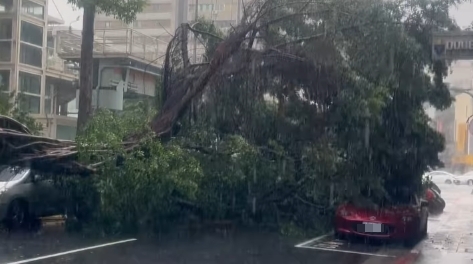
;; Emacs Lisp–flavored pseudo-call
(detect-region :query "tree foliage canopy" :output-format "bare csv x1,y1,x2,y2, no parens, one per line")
0,85,42,135
1,0,463,235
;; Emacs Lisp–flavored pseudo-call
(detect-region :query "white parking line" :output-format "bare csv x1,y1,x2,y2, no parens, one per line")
294,232,332,248
297,245,396,258
3,238,137,264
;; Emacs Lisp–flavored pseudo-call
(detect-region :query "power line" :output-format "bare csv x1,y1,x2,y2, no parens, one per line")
51,0,64,21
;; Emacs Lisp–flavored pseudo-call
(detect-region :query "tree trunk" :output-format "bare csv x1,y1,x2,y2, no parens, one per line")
76,5,96,134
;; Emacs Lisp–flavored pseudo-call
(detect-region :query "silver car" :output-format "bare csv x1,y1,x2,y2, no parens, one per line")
422,171,457,184
0,166,63,228
453,172,473,186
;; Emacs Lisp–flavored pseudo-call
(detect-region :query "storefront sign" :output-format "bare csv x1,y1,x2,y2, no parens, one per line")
432,31,473,60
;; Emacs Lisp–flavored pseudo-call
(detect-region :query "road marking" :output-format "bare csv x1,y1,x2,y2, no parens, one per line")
297,245,396,258
294,232,332,248
3,238,137,264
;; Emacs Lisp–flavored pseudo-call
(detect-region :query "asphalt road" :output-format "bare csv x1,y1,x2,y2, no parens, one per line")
0,184,466,264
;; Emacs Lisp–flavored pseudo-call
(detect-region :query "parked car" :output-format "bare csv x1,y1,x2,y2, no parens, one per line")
334,191,428,247
422,171,457,184
453,171,473,186
425,188,445,214
430,182,441,194
0,166,64,229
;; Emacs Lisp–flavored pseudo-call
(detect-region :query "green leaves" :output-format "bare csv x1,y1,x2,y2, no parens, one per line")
65,0,458,234
71,104,203,234
0,85,42,135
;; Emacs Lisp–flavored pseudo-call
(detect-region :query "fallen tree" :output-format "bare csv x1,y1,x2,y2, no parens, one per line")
0,0,339,175
0,0,454,181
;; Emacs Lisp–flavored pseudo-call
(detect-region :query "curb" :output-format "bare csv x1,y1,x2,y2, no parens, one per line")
392,244,423,264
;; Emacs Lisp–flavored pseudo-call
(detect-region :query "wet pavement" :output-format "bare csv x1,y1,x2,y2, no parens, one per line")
415,184,473,264
0,183,467,264
0,227,376,264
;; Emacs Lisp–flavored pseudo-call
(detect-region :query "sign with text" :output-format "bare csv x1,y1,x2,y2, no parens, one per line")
432,31,473,60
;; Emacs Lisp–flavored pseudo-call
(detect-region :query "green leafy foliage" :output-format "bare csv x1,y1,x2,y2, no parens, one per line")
67,103,202,234
0,85,42,135
67,0,459,235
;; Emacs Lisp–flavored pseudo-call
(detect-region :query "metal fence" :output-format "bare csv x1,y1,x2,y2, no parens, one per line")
56,29,166,65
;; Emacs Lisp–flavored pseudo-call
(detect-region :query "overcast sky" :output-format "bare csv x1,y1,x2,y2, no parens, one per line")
48,0,82,28
48,1,473,30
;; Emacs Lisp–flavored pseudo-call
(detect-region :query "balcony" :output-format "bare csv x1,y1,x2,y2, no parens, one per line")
46,47,79,77
56,28,166,65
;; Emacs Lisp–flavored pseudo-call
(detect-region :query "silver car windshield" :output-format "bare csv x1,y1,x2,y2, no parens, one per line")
0,166,29,182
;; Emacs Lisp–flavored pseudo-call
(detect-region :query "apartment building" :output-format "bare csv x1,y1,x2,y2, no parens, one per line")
94,0,245,62
188,0,243,31
95,0,180,46
0,0,79,140
95,0,243,35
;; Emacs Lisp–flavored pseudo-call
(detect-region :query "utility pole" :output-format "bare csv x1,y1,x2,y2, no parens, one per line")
194,0,198,63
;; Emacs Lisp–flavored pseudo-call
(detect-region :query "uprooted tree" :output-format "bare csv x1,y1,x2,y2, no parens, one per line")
0,0,459,232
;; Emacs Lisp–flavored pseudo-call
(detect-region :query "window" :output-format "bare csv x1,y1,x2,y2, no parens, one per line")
0,70,10,90
145,4,161,12
20,43,42,67
19,72,41,114
0,0,14,13
199,4,214,11
19,94,40,114
20,21,43,68
44,84,53,114
0,41,11,62
19,72,41,94
21,0,44,19
144,3,171,13
0,19,12,39
215,4,225,11
96,21,118,29
0,19,12,61
47,35,54,48
21,21,43,46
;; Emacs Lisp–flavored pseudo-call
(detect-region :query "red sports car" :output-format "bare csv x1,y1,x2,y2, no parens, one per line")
334,193,428,246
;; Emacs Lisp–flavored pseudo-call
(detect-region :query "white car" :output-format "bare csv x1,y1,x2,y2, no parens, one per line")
453,172,473,186
423,171,457,184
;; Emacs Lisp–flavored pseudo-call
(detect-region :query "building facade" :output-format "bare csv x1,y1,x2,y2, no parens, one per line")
0,0,78,140
94,0,245,62
95,0,243,35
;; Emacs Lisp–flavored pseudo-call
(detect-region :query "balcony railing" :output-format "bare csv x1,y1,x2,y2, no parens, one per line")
46,47,79,76
56,28,167,65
